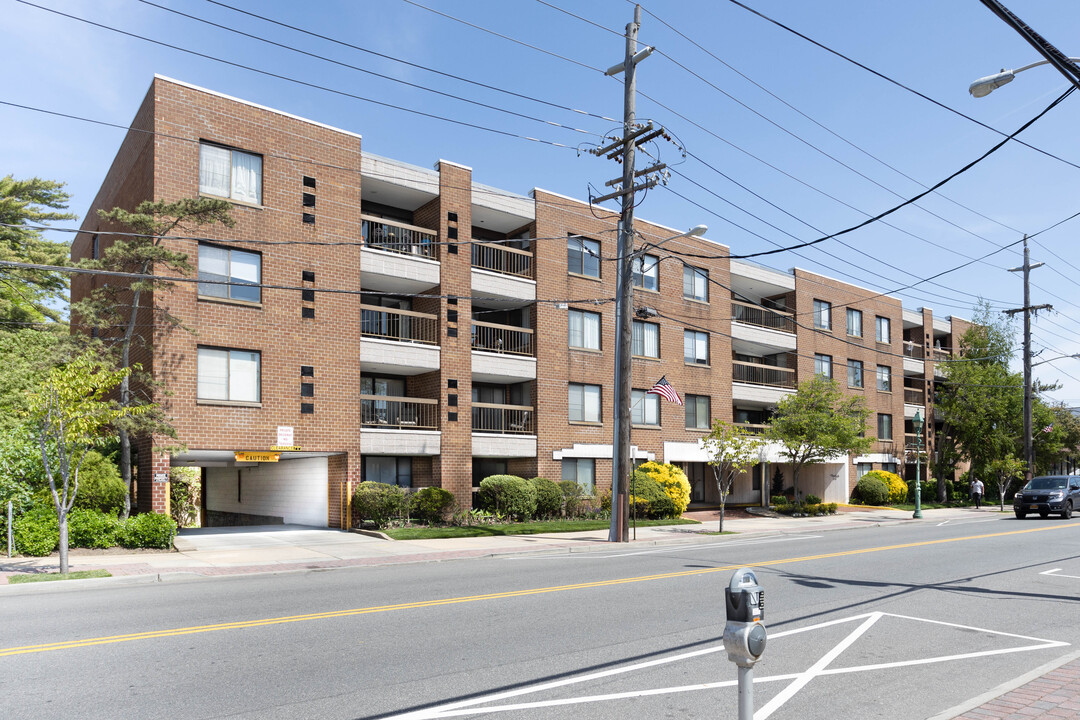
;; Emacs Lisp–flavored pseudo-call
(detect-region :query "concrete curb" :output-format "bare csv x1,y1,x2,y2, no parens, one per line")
927,648,1080,720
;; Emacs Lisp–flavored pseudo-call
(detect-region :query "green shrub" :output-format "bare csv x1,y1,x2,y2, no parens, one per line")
170,467,201,528
14,507,59,556
68,509,120,549
410,487,454,525
825,503,838,514
770,495,789,506
628,471,680,519
530,477,563,519
559,480,586,518
352,481,409,528
863,470,906,505
853,475,889,506
636,461,691,515
477,475,537,521
805,494,822,505
119,512,177,549
72,450,126,514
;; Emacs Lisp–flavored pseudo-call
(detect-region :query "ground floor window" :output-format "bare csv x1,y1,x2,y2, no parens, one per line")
882,462,898,474
363,456,412,487
473,458,508,489
561,458,595,492
857,463,872,479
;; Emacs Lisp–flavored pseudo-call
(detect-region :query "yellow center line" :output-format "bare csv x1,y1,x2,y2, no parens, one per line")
3,521,1075,658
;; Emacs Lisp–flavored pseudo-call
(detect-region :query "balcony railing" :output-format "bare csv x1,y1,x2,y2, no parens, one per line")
361,215,437,259
732,360,796,389
731,300,795,333
360,396,439,430
360,305,439,345
875,439,896,455
904,388,925,405
932,348,951,362
734,423,769,435
472,321,535,356
472,403,534,434
903,342,923,359
471,241,533,279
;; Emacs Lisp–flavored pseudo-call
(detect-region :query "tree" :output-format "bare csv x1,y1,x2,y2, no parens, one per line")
766,374,873,500
702,420,764,533
986,454,1025,511
72,198,234,518
0,175,75,327
24,352,149,573
935,301,1023,497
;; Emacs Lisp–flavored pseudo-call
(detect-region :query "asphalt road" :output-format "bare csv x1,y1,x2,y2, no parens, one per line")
2,513,1078,720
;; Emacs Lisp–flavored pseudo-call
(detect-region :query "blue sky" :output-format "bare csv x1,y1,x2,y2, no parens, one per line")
5,0,1080,403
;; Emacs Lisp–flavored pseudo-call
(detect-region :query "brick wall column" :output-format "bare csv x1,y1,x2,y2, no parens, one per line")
134,435,171,515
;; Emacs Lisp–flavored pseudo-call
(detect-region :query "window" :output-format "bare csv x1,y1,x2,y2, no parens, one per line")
814,353,832,378
568,309,601,350
684,330,709,365
197,347,260,402
856,463,872,479
632,320,659,358
632,254,659,291
198,244,261,303
199,143,262,204
363,456,412,488
683,265,708,302
631,389,660,426
847,359,863,388
685,394,711,429
562,458,595,492
878,413,893,441
569,383,601,422
876,364,892,392
567,235,600,277
813,300,831,330
876,316,891,343
847,308,862,337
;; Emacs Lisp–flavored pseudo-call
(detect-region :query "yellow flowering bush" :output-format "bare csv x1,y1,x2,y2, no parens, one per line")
863,470,908,505
636,461,691,515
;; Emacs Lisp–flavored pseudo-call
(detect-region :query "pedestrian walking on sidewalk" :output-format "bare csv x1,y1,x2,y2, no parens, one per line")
970,477,984,509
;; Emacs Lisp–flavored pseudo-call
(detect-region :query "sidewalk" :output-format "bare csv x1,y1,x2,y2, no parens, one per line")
0,504,984,585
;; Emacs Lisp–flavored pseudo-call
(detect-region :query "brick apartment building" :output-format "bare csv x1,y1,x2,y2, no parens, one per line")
71,76,967,527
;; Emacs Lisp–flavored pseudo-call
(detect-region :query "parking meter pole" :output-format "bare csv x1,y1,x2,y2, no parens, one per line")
738,666,753,720
724,568,767,720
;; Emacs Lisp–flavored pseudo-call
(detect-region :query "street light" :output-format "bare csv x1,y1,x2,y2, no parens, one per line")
969,58,1080,97
912,410,924,520
609,223,707,543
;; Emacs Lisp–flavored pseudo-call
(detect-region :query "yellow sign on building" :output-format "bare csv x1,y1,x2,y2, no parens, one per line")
234,451,281,463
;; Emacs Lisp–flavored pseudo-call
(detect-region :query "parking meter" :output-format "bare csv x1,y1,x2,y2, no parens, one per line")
723,567,767,667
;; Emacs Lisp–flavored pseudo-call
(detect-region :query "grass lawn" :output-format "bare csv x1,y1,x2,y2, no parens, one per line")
382,517,699,541
8,569,112,584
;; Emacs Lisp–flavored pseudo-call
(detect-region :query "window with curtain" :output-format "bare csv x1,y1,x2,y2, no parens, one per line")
847,359,863,388
847,308,862,337
878,413,893,440
569,383,601,422
197,347,260,402
198,244,261,302
814,300,831,330
567,235,600,277
683,265,708,302
632,320,659,358
199,143,262,204
877,364,892,391
568,309,601,350
363,456,412,487
632,254,659,291
814,353,832,378
631,389,660,426
684,394,710,429
684,329,709,365
562,458,595,492
876,316,891,343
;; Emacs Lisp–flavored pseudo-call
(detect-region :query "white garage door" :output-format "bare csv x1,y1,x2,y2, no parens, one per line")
206,457,329,527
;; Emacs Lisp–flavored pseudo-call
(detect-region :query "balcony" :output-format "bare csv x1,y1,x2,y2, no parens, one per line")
932,348,951,363
471,241,533,279
731,300,795,334
361,305,439,345
733,361,796,389
360,396,439,430
734,423,769,435
362,215,436,259
471,321,534,356
903,342,923,359
904,388,925,405
472,403,534,434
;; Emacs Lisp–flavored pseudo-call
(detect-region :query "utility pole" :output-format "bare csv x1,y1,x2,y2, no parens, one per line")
1005,235,1050,484
593,5,658,542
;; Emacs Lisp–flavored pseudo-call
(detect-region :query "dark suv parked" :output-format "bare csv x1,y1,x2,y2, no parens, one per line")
1013,475,1080,519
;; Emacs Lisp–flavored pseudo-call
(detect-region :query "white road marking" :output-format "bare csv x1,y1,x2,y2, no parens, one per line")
937,520,950,526
1039,568,1080,579
385,613,1067,719
504,534,825,560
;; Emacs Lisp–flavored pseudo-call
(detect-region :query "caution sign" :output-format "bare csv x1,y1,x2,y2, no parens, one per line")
235,451,281,463
270,446,301,451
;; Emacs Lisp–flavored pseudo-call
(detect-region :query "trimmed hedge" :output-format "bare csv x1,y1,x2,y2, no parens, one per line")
13,507,58,556
530,477,563,519
852,475,889,506
636,461,691,515
477,475,537,521
353,481,409,528
628,471,679,519
410,487,454,524
119,512,177,549
69,508,121,549
72,450,126,515
862,470,906,505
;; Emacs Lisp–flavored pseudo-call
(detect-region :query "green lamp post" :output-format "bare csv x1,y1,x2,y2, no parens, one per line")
912,410,924,520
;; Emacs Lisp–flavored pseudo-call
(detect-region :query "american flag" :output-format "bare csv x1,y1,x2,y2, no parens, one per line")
648,375,683,405
1043,424,1054,433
